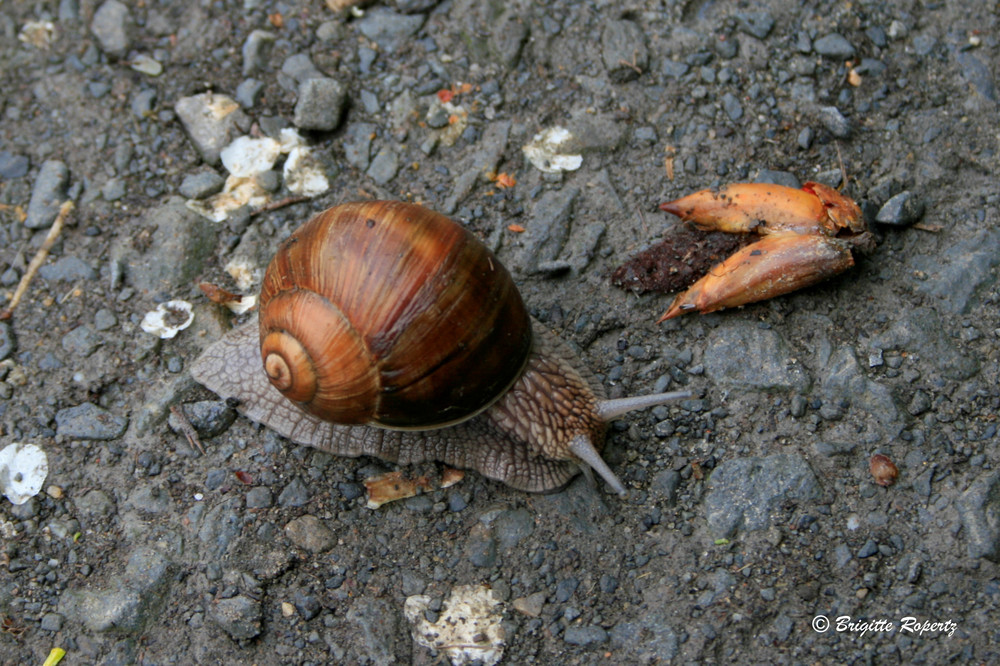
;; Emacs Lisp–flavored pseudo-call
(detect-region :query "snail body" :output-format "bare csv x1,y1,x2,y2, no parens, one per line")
191,201,686,495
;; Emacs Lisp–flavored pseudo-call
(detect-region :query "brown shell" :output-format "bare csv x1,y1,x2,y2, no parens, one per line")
258,201,533,429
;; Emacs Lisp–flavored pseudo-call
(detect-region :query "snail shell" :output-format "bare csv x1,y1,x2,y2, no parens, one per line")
191,201,687,494
257,201,532,428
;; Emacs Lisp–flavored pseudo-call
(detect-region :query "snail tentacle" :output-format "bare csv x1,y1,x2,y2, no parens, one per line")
596,391,692,421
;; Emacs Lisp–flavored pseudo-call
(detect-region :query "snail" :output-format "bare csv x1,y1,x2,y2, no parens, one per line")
190,201,688,496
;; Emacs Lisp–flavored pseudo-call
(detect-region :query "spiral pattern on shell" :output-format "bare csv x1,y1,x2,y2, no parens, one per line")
257,201,533,429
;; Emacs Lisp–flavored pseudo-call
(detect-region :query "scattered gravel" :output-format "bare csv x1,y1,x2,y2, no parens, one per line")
1,1,998,664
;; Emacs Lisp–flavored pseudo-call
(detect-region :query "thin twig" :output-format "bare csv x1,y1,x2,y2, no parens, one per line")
0,200,73,321
170,405,206,456
250,195,310,217
835,142,848,190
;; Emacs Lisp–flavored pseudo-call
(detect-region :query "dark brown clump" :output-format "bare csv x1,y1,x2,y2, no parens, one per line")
611,228,749,294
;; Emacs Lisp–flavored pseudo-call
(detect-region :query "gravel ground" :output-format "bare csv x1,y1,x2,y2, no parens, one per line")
1,0,999,663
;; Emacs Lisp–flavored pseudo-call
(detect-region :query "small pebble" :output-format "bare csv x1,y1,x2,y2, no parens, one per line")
25,160,69,229
0,151,29,179
875,191,925,227
293,78,347,131
813,33,855,59
817,106,852,138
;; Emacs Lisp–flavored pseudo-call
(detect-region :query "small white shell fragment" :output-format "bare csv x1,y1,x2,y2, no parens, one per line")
206,94,240,121
18,20,55,49
404,585,505,666
283,146,330,197
522,126,583,173
0,520,17,538
225,258,259,292
278,127,307,152
140,300,195,339
130,54,163,76
221,136,282,178
0,442,49,505
226,293,257,315
186,174,273,222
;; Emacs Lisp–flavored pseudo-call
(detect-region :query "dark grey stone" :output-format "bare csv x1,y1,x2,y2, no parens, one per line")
872,307,979,379
56,402,128,440
39,256,97,282
812,440,857,457
494,508,535,551
794,126,812,149
179,170,225,199
205,469,227,490
62,325,100,357
736,12,775,39
282,53,324,83
0,323,15,361
466,527,498,568
173,400,237,438
817,105,852,138
75,489,116,524
102,178,126,201
278,478,310,507
115,197,218,295
94,308,118,331
90,0,131,58
212,595,262,640
294,78,347,131
25,160,69,229
242,30,276,76
393,0,438,12
704,454,821,537
721,92,743,121
813,33,855,59
124,547,170,593
875,191,925,226
703,321,810,392
490,13,528,67
956,472,1000,561
346,598,401,664
343,123,376,171
754,169,801,188
293,590,321,621
857,539,879,558
564,624,608,645
515,187,579,273
174,93,250,166
40,612,64,631
956,51,997,102
366,147,399,185
910,228,1000,314
555,577,579,602
834,543,853,567
233,79,263,110
198,497,243,560
442,120,510,214
284,515,336,553
355,8,425,53
602,20,648,83
820,346,899,429
0,151,29,179
245,487,273,509
131,88,157,118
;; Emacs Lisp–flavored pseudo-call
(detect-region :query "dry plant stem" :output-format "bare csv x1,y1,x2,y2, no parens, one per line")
170,405,206,456
0,200,74,321
250,195,310,217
